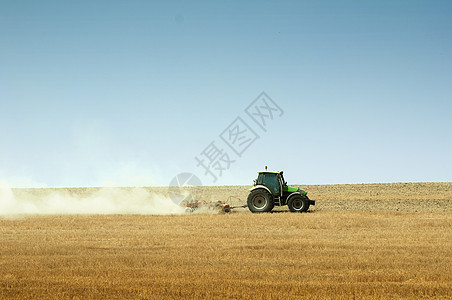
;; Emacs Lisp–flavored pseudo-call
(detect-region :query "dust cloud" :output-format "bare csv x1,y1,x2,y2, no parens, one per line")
0,182,184,216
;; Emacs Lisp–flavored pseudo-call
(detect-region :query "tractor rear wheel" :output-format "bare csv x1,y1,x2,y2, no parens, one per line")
247,189,274,213
288,195,310,213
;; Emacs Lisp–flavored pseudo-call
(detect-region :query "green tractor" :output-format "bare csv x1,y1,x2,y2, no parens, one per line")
247,170,315,213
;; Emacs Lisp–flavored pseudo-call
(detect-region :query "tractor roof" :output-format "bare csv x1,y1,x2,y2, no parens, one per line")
257,171,283,174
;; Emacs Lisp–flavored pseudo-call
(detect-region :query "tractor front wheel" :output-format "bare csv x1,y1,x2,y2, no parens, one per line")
288,195,310,213
247,189,274,213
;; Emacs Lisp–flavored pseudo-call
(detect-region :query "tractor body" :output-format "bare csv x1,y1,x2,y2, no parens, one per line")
247,171,315,213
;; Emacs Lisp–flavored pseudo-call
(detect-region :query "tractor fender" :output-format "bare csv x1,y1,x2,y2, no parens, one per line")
286,192,304,203
287,191,315,206
249,185,272,195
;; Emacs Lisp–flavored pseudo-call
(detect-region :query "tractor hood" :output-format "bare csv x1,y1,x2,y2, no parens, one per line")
283,186,308,196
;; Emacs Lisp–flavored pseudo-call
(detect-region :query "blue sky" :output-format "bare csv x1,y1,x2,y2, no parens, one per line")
1,0,451,187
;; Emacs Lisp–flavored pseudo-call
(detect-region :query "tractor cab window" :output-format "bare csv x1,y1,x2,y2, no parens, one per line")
263,173,281,195
257,173,264,185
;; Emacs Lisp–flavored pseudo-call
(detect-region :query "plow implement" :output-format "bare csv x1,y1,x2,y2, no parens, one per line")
184,198,246,214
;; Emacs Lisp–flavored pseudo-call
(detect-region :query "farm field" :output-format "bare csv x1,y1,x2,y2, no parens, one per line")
1,182,451,299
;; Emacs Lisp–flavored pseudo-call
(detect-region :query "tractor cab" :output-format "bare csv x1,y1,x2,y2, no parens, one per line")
254,171,286,197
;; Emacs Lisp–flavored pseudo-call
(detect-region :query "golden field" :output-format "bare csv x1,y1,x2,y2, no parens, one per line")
1,182,451,299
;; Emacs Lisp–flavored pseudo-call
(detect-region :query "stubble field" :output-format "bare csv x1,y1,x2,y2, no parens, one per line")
1,182,451,299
